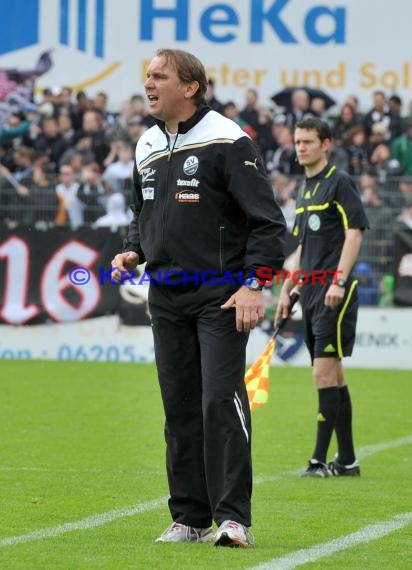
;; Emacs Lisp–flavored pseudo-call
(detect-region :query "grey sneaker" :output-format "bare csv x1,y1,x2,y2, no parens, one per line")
301,459,332,478
214,520,253,548
328,456,360,476
155,522,214,543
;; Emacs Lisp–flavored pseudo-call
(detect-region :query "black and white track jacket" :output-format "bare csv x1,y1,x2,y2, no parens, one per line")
123,104,286,280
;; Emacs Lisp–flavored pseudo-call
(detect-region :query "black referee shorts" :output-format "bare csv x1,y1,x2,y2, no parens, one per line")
301,280,359,361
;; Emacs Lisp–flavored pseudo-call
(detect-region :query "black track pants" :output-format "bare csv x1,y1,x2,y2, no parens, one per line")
149,283,252,528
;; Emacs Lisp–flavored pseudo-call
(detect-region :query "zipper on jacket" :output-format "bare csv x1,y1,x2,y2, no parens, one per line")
219,225,225,274
161,134,178,250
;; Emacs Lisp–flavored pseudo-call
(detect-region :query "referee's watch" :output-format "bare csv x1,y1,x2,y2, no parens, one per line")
336,278,346,288
245,278,264,291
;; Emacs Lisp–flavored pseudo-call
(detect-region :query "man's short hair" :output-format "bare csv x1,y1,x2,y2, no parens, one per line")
295,117,332,142
155,48,208,105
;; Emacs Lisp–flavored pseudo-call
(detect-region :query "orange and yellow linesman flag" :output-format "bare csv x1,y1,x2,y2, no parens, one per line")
244,291,301,411
245,337,275,411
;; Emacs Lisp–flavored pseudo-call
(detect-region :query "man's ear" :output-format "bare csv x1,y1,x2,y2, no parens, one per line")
322,138,332,153
184,81,199,99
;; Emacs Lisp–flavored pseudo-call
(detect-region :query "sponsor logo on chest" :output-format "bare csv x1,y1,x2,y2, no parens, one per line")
175,190,200,203
177,178,200,188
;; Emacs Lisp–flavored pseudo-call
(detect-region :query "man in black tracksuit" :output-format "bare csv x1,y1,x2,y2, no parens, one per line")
111,49,285,547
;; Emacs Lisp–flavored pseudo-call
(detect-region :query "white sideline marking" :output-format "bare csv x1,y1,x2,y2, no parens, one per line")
247,512,412,570
0,466,163,475
0,434,411,548
254,470,299,484
0,497,168,547
0,467,101,473
358,434,412,458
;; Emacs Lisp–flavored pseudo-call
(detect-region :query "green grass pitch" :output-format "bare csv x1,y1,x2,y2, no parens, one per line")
0,361,411,569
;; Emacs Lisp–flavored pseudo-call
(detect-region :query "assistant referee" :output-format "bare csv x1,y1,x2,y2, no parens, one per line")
276,117,369,478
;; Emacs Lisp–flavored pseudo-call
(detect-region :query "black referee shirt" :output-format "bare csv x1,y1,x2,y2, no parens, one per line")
293,163,369,275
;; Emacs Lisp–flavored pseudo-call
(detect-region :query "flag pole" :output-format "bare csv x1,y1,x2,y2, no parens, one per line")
245,290,301,411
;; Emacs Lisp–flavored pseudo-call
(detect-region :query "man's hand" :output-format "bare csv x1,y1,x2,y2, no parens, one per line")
221,286,264,332
17,185,30,197
274,289,292,329
111,251,139,283
324,283,345,309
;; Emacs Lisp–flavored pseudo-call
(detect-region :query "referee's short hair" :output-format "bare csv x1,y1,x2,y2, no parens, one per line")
295,117,332,142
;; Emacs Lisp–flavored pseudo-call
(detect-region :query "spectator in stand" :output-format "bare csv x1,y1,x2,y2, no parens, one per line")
366,122,397,183
93,91,118,132
358,171,394,273
310,97,329,122
344,94,363,123
23,157,58,229
103,140,134,191
110,100,134,140
328,139,350,173
55,164,83,229
55,86,78,125
369,142,393,183
0,110,31,149
332,103,361,145
11,146,34,184
399,177,412,199
283,88,313,129
255,107,277,159
204,78,224,114
266,124,303,176
71,90,92,131
58,129,91,166
271,173,297,232
77,162,107,224
57,112,76,147
343,125,369,175
130,94,155,128
21,103,43,147
388,95,403,124
77,109,111,168
33,116,68,171
222,101,258,140
394,195,412,230
37,87,57,118
239,88,261,133
391,119,412,176
363,90,402,142
126,115,147,145
66,152,86,182
59,133,95,170
359,171,386,206
92,191,130,229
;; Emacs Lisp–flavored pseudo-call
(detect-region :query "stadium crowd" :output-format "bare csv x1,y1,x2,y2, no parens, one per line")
1,83,412,305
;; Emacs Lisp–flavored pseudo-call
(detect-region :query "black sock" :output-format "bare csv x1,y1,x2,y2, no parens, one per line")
334,385,356,465
312,387,340,464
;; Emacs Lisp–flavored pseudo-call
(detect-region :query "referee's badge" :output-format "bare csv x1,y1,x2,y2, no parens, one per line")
308,214,321,231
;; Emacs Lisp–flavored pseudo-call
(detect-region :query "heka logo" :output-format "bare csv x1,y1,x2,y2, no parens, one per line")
0,0,106,57
139,0,346,45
